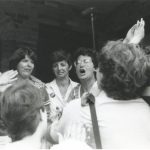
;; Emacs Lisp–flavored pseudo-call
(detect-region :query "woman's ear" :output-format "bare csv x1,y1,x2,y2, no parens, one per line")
74,62,77,68
69,65,72,71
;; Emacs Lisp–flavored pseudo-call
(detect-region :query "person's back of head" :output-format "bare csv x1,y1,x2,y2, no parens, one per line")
0,81,44,142
98,40,150,100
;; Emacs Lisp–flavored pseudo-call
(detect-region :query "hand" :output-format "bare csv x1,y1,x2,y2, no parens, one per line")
81,92,90,107
0,70,18,86
50,106,63,122
123,18,145,44
58,122,86,143
0,70,18,92
48,119,60,143
0,84,12,92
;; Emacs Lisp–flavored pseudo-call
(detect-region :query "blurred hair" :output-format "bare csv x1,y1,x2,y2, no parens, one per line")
0,81,44,141
9,47,37,70
98,40,150,100
74,47,98,68
50,49,72,67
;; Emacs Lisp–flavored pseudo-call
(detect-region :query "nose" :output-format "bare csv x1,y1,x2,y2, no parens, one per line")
79,61,85,67
58,64,62,70
27,61,33,68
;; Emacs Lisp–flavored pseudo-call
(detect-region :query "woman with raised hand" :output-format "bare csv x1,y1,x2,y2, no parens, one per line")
9,47,49,104
0,47,50,148
54,19,150,149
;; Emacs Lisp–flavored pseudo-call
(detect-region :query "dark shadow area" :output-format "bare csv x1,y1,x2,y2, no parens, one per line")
36,23,93,82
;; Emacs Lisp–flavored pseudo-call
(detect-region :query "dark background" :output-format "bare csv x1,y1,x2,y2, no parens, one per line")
37,23,92,82
0,0,150,83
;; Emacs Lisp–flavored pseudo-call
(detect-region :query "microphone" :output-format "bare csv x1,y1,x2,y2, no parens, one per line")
82,7,95,16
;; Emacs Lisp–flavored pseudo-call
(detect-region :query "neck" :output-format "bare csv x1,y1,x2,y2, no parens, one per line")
80,75,96,92
56,76,70,87
17,75,30,82
20,122,45,148
143,86,150,96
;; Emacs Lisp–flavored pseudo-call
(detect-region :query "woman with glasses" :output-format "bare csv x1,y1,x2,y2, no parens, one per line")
68,47,101,100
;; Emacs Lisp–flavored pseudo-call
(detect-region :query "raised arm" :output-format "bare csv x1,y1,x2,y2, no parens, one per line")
0,70,18,92
123,18,145,44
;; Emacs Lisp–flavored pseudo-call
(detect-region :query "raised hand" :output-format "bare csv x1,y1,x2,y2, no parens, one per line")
47,118,60,143
123,18,145,44
0,70,18,92
81,92,90,107
0,70,18,86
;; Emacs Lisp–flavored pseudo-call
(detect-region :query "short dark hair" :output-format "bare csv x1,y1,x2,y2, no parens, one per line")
9,47,37,70
98,40,150,100
51,49,72,67
0,81,44,141
74,47,98,68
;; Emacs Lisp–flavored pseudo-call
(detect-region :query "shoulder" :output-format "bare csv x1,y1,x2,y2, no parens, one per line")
30,75,46,89
73,83,81,92
2,142,20,150
90,81,101,97
30,76,49,102
45,80,56,95
51,139,92,150
96,91,150,111
68,83,81,99
46,79,55,87
69,79,78,88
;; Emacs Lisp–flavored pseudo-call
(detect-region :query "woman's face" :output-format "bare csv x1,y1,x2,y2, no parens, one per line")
75,55,95,80
17,55,34,79
52,60,71,79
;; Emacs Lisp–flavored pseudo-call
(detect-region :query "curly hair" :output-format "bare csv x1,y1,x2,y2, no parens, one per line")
74,47,98,69
9,47,37,70
50,49,72,67
98,40,150,100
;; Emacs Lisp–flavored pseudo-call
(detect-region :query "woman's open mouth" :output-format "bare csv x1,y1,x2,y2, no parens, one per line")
79,68,86,74
24,69,32,73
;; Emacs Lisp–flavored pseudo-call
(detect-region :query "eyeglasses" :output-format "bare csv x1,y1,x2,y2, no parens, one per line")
76,59,92,65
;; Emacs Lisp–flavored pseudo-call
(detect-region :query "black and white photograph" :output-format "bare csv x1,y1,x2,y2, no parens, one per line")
0,0,150,149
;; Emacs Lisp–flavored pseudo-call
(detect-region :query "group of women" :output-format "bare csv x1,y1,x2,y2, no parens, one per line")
1,18,150,149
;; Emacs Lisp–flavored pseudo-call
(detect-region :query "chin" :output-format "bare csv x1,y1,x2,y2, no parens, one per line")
79,76,88,80
57,75,66,79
